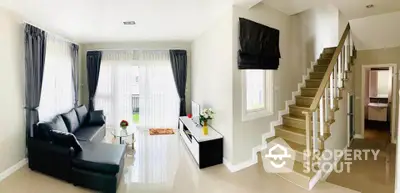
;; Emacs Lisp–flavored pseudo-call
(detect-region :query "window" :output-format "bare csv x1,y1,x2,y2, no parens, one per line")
38,36,74,121
242,70,273,121
95,50,179,129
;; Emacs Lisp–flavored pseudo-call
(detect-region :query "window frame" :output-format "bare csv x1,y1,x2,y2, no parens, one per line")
241,70,274,122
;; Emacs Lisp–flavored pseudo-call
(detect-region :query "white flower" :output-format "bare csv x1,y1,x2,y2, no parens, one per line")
204,114,209,119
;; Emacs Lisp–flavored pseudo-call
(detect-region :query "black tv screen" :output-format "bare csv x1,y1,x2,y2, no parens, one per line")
238,18,281,70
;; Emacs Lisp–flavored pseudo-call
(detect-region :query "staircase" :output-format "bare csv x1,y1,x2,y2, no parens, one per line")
261,24,356,190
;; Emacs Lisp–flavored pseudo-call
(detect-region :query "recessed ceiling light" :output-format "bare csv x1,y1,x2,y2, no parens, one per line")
366,4,374,8
123,21,136,25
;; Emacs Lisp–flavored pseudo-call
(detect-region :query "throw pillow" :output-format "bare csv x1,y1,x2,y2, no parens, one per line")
50,130,83,153
75,105,88,125
52,115,69,133
61,109,80,133
87,110,106,126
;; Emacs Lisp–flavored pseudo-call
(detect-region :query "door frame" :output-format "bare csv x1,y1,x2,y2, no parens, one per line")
360,63,398,143
347,92,355,147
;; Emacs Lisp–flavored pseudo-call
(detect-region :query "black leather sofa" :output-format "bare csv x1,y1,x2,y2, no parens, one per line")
28,105,126,193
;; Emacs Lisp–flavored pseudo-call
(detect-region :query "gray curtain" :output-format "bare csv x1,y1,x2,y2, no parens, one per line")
71,44,79,107
169,50,187,116
24,24,47,138
86,51,102,111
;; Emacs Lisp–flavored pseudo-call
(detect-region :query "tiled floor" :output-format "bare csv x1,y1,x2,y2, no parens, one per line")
0,130,359,193
327,137,396,193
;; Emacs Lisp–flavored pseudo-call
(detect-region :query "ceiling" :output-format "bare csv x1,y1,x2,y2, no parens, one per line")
350,11,400,50
263,0,400,19
1,0,400,44
0,0,232,43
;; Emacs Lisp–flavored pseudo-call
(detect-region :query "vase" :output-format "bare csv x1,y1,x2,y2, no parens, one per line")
121,126,127,130
202,120,208,135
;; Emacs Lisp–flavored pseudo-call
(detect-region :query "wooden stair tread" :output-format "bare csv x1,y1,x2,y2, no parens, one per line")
295,96,314,99
283,114,305,121
301,87,318,90
266,136,306,154
275,125,331,140
289,105,310,110
293,160,316,178
306,79,322,82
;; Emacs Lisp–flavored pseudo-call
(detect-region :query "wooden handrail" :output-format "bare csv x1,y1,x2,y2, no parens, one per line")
309,24,351,110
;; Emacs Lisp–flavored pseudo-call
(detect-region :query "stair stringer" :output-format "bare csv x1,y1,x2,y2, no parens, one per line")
262,61,317,145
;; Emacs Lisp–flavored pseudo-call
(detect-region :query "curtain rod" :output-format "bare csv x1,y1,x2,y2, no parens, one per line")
85,48,186,52
24,22,79,45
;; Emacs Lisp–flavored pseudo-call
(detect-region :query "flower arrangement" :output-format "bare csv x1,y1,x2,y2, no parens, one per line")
199,108,215,126
120,120,129,129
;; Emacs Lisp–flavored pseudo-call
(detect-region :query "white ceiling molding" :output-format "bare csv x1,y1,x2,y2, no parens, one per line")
234,0,263,9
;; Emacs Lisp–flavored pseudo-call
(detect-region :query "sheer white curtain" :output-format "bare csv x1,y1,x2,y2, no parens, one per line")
96,52,138,128
38,35,74,121
138,51,180,129
95,50,179,129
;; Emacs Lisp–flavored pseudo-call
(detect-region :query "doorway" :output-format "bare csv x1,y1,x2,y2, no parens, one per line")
361,64,397,144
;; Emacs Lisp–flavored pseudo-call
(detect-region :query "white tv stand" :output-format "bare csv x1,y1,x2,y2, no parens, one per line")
178,116,223,169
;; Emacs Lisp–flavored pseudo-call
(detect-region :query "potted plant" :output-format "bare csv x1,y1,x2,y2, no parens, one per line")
199,108,215,135
120,120,129,130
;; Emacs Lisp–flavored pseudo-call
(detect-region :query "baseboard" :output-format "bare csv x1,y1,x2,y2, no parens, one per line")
354,134,364,139
224,144,269,173
0,158,27,182
223,158,256,173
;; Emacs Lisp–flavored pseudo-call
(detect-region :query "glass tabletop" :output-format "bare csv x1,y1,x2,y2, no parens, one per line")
111,125,136,137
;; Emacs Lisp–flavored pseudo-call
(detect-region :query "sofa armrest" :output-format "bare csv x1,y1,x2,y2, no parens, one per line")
27,137,75,182
28,138,75,157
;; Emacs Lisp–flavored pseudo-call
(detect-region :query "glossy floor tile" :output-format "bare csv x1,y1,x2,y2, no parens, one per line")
327,138,396,193
0,129,360,193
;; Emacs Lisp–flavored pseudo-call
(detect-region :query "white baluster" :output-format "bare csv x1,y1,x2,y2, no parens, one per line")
346,35,349,71
319,97,324,138
338,53,342,88
349,32,353,57
330,73,334,109
312,111,318,152
325,88,329,120
334,62,338,97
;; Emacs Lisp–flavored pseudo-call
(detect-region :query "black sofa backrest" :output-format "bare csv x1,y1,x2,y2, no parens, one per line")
61,109,80,133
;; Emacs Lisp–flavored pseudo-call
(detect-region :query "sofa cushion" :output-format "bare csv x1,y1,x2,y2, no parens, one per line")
73,125,105,142
72,142,126,174
61,109,80,133
87,110,105,126
50,130,83,153
75,105,88,125
53,115,69,133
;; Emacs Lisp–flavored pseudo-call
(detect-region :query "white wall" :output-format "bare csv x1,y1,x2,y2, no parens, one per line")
191,10,234,162
80,41,192,111
231,4,296,164
0,8,25,174
291,5,339,74
325,94,349,151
